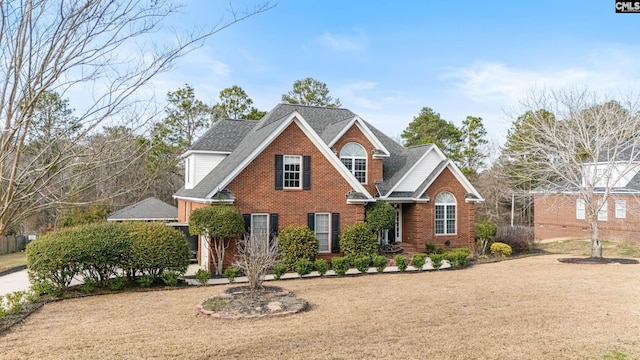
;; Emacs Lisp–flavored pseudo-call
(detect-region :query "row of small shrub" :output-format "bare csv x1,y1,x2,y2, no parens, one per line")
0,290,37,319
26,222,191,295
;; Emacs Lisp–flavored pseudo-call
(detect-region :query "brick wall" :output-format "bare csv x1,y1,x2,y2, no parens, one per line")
331,124,383,196
534,194,640,242
400,167,475,253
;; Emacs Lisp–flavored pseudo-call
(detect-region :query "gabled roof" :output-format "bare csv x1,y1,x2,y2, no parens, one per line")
173,103,483,204
107,197,178,221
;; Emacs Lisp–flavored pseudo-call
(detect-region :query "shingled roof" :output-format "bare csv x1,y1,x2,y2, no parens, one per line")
174,103,482,202
107,197,178,221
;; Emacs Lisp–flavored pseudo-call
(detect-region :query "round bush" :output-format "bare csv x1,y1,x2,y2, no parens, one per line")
272,263,288,280
314,259,329,275
353,256,371,273
124,222,191,277
412,253,427,270
339,223,377,262
490,242,513,257
331,256,350,276
294,258,314,276
372,255,388,273
394,255,408,272
278,225,319,270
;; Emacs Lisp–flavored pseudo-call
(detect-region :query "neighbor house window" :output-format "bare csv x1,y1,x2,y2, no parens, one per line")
597,201,608,221
576,199,585,220
314,213,330,253
435,192,456,235
283,155,301,189
615,199,626,219
340,142,367,183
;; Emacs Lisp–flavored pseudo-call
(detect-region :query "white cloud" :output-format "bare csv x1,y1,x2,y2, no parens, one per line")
316,30,367,51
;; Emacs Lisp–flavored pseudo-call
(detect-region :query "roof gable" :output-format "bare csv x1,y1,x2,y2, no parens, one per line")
107,197,178,221
327,116,390,157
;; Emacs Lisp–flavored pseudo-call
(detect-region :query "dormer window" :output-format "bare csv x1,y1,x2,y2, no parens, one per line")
340,142,367,183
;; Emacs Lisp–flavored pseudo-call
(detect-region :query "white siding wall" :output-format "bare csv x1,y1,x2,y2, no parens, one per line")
394,151,443,192
185,153,227,189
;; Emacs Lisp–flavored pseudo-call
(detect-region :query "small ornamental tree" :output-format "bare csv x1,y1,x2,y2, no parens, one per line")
235,233,279,291
365,201,396,245
189,205,244,276
475,220,497,256
277,225,319,270
339,222,378,262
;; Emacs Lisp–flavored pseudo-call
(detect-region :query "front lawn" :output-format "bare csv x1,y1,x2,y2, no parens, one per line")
537,238,640,258
0,252,27,272
1,255,639,359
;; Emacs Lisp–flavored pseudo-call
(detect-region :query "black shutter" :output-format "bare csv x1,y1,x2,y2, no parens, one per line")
275,155,283,190
307,213,315,231
331,213,340,253
243,214,251,235
303,155,311,190
269,213,279,245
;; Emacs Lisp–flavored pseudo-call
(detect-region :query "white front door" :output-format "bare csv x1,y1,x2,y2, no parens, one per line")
395,205,402,242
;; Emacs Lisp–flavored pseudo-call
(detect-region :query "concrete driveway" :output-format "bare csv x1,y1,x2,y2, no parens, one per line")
0,269,31,296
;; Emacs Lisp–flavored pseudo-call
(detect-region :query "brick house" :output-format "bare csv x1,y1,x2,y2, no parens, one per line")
173,104,483,270
534,161,640,242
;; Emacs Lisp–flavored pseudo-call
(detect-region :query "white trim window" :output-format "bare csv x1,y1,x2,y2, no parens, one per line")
615,199,626,219
315,213,330,253
251,213,269,243
340,142,367,184
435,192,456,235
597,201,608,221
395,205,402,242
576,199,586,220
283,155,301,189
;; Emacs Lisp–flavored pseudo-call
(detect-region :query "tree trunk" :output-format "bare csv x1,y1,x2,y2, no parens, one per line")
590,216,603,258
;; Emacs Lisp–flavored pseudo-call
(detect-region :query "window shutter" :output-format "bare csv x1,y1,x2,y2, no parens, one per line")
331,213,340,253
243,214,251,235
269,213,279,245
275,155,283,190
303,155,311,190
307,213,315,231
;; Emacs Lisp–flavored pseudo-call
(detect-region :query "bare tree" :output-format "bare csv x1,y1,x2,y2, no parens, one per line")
234,233,278,292
508,88,640,257
0,0,273,235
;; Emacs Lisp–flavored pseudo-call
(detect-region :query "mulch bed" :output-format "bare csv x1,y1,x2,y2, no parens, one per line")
198,285,308,319
558,257,639,264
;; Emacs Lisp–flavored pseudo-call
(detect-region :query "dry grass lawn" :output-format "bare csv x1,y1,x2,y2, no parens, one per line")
0,252,27,272
2,255,640,359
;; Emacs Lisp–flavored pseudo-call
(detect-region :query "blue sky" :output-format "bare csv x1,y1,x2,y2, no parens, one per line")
149,0,640,146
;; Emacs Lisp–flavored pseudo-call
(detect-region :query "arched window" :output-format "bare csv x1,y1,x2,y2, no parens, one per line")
435,192,456,235
340,142,367,183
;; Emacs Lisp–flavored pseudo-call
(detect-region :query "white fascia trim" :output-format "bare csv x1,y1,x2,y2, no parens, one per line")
346,198,376,204
327,116,390,157
172,195,234,204
416,160,484,202
377,197,429,204
385,144,439,195
107,218,178,222
180,150,231,158
205,111,372,199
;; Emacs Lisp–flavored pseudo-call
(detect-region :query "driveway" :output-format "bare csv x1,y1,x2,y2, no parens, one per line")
0,269,30,296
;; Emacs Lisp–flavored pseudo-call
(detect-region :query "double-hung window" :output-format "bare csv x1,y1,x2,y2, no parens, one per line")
250,214,269,243
314,213,330,253
615,199,626,219
576,199,586,220
283,155,301,189
435,192,456,235
597,201,608,221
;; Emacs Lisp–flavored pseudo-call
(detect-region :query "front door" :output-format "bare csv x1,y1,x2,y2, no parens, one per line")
200,236,209,269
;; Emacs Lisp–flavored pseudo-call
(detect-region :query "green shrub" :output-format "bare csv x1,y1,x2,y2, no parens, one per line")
0,298,6,318
331,256,350,276
294,258,314,276
30,280,62,298
277,225,319,270
223,266,241,283
124,222,190,278
430,254,444,269
412,253,427,270
434,247,446,255
136,274,155,288
4,291,26,315
353,256,371,273
425,243,436,255
161,271,181,287
27,228,86,291
394,255,408,272
444,248,471,268
475,220,497,255
272,263,288,280
366,201,396,243
490,242,512,257
195,268,210,285
373,255,387,273
339,223,377,262
80,278,99,294
314,259,329,276
109,276,128,291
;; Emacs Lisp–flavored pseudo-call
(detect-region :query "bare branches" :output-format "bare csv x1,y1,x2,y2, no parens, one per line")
235,233,278,291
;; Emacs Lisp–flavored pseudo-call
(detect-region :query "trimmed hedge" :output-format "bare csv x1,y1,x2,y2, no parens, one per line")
490,242,513,257
339,223,377,263
26,222,190,293
278,225,319,270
